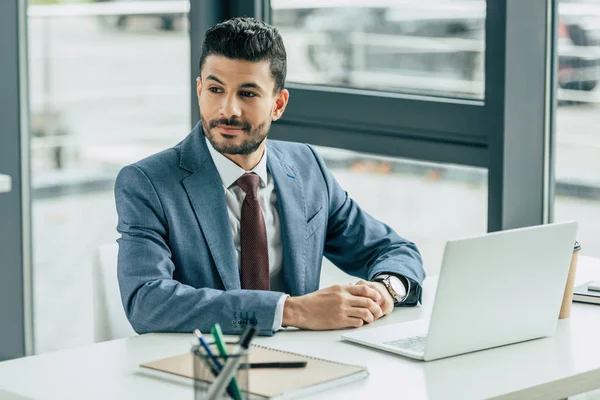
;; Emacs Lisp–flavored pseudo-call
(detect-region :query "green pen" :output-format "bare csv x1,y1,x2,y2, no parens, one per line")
211,323,243,400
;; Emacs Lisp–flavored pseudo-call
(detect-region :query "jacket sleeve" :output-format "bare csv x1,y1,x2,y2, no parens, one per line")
307,145,426,304
115,165,283,336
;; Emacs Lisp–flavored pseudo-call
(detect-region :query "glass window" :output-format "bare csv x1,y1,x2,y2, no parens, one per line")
28,0,190,353
271,0,486,99
313,147,488,287
554,0,600,260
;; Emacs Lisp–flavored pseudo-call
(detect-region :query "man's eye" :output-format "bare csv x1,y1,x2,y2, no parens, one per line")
240,91,257,98
209,87,223,93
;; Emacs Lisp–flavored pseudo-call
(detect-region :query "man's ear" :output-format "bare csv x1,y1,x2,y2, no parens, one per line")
196,77,202,100
272,89,289,121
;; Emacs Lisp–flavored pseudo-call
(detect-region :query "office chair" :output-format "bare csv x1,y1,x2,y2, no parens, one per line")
92,243,137,342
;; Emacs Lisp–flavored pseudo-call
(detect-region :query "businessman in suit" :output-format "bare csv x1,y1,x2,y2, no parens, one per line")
115,18,425,336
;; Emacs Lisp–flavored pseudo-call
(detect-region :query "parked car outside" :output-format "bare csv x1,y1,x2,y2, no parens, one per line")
559,0,600,91
272,0,600,96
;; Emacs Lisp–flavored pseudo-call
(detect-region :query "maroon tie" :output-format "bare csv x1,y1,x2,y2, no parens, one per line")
236,173,270,291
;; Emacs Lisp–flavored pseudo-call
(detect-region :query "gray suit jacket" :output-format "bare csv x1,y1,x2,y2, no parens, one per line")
115,124,425,336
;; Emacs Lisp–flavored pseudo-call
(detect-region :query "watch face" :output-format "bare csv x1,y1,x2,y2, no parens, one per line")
388,277,406,298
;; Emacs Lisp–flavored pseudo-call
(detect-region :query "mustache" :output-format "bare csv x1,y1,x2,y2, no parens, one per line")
209,118,251,131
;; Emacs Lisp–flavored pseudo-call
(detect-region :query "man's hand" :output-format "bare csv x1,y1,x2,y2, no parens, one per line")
354,280,395,316
282,284,384,330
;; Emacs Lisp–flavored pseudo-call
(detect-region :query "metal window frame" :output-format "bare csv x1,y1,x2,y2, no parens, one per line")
0,0,33,361
485,0,555,231
190,0,555,232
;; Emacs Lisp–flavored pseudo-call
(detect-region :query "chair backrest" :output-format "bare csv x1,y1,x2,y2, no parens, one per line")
92,243,137,342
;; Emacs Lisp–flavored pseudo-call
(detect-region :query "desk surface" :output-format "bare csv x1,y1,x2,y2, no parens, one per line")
1,257,599,400
0,174,11,193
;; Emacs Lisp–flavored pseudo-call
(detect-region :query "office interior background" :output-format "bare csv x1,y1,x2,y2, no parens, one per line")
1,0,599,361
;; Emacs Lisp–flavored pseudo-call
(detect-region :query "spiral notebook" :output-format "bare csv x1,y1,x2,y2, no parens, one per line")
140,343,368,399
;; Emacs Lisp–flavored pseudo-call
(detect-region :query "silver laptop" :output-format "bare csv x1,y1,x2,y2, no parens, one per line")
342,221,578,361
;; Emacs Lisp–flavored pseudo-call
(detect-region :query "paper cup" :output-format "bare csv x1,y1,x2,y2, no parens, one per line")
559,241,582,319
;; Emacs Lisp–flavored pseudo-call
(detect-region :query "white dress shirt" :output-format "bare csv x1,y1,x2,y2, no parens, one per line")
205,138,288,331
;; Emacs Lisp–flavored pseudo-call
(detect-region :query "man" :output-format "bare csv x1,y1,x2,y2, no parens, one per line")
115,18,425,336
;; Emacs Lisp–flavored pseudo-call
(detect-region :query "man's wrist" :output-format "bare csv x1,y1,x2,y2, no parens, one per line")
282,296,300,327
272,294,289,331
373,280,395,303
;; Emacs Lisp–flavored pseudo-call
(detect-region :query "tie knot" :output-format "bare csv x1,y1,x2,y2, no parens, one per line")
235,173,260,198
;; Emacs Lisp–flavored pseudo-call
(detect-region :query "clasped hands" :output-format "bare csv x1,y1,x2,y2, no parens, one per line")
282,279,395,330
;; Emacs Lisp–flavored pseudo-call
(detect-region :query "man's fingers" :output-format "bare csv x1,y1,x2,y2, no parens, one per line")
347,306,375,324
358,281,390,306
347,296,383,320
369,282,395,311
346,317,364,328
347,284,381,302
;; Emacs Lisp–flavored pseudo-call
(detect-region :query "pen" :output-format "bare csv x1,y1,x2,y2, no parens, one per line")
197,348,220,377
211,323,231,360
242,361,307,369
211,324,243,400
195,329,222,371
193,330,222,394
206,326,258,400
194,329,239,400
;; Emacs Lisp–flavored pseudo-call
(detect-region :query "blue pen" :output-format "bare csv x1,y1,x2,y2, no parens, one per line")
195,329,223,370
194,329,240,400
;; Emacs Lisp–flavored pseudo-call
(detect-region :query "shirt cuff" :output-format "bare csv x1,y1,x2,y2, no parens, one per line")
401,277,411,302
272,294,290,331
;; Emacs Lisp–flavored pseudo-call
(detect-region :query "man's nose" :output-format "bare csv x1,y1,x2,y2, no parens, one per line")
219,95,242,119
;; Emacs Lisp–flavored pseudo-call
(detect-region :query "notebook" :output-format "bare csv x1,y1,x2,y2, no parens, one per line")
573,281,600,305
140,343,368,399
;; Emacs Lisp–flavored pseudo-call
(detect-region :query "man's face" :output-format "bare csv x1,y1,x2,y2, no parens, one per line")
197,55,288,156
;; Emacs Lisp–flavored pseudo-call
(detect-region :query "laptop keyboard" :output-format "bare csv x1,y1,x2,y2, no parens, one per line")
384,335,428,354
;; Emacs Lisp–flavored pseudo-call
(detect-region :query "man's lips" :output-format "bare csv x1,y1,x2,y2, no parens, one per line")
217,125,244,134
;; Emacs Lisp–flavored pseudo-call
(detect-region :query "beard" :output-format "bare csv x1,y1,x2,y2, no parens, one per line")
202,115,270,156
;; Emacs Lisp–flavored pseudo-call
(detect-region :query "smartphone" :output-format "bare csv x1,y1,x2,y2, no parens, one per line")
588,281,600,292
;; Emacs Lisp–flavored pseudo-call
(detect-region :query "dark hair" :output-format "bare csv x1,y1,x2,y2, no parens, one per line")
199,18,287,93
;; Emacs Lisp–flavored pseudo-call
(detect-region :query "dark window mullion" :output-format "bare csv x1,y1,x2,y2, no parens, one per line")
270,123,488,168
282,86,487,142
485,0,553,231
0,0,31,361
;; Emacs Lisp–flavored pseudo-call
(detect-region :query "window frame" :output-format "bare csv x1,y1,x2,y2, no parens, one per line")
190,0,557,231
0,0,33,360
190,0,558,232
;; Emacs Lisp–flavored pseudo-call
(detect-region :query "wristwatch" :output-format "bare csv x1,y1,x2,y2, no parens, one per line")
374,274,409,304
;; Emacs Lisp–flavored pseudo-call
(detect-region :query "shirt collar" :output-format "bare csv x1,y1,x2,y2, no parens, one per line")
205,136,268,188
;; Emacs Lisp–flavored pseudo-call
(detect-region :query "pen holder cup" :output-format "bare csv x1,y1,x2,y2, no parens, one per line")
559,241,582,319
192,343,250,400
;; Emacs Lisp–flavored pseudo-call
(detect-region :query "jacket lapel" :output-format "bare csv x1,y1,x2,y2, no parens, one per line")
180,125,239,290
267,144,307,296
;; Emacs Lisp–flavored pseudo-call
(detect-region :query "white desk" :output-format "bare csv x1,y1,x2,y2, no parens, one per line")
0,257,599,400
0,174,11,193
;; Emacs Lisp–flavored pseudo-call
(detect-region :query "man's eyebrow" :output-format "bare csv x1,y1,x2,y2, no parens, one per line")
206,75,225,85
206,76,263,91
240,82,263,91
